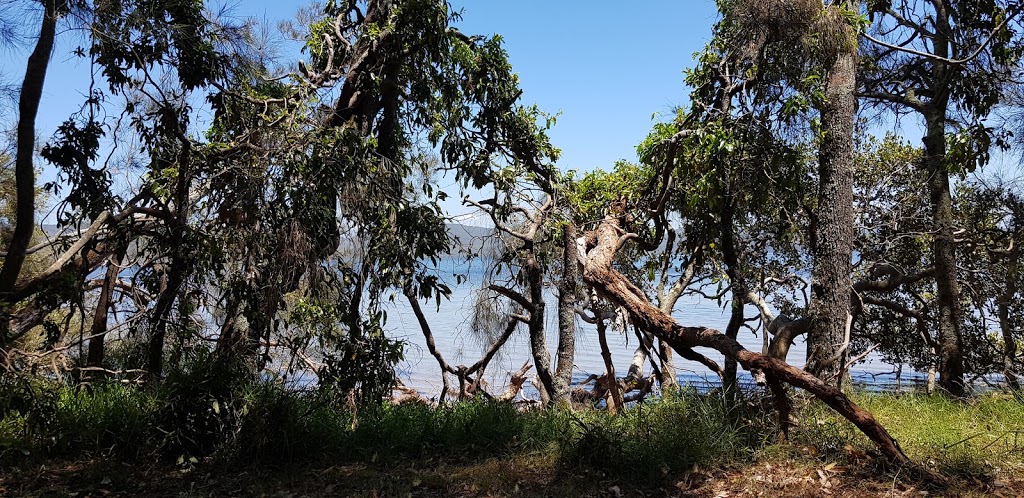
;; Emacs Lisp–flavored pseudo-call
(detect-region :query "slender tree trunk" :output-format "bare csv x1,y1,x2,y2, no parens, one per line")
626,330,651,381
657,339,677,388
0,0,59,301
147,135,193,378
717,165,742,393
653,232,691,389
999,253,1019,390
525,255,555,404
553,223,579,404
923,3,965,397
723,290,744,394
147,262,184,377
86,250,124,368
215,292,242,355
596,317,623,414
806,42,856,386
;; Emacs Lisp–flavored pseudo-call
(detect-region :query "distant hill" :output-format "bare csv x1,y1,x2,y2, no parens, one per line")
40,224,61,237
446,223,500,256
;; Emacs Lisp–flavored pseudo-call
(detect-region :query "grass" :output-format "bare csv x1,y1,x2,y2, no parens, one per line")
793,391,1024,477
0,380,769,473
3,380,1024,496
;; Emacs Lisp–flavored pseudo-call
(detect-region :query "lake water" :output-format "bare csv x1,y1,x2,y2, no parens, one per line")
381,258,922,399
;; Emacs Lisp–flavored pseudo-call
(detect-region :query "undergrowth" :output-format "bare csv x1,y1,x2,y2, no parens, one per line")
3,374,1023,484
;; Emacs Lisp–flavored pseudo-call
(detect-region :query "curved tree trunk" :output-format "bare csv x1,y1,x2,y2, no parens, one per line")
806,37,856,386
581,210,908,464
86,249,125,368
0,0,60,302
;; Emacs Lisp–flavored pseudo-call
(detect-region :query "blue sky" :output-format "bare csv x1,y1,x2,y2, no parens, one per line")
255,1,722,170
2,1,721,221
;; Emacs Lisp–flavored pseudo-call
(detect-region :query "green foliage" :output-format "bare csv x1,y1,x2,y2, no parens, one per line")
41,118,113,224
318,328,406,407
91,0,224,93
945,124,1003,175
565,161,653,222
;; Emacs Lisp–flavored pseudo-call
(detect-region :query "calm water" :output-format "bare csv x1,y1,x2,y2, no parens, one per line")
381,258,920,398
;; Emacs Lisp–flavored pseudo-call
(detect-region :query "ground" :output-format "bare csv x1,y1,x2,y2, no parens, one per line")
4,453,1023,497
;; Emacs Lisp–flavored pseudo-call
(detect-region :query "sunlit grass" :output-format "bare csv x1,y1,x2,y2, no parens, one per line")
794,392,1024,477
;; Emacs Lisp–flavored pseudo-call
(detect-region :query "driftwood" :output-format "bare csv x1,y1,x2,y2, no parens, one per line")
498,362,533,402
391,384,430,405
578,207,909,464
569,372,656,410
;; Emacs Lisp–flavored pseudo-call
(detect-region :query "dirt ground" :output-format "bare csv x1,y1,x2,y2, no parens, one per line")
3,455,1022,497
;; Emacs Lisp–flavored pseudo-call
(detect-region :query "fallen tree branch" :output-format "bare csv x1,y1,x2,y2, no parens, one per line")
579,207,909,464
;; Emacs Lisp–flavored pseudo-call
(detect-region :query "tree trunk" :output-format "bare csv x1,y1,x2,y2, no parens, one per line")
553,223,579,404
924,110,964,397
596,316,624,414
525,254,555,404
626,329,652,382
657,339,677,388
86,250,124,368
999,252,1019,390
580,209,908,464
0,0,59,301
806,42,856,386
717,176,743,394
922,3,964,397
147,261,184,377
723,290,744,394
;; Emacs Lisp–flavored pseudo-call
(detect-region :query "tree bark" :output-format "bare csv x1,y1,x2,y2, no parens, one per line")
553,222,580,404
86,250,124,368
998,251,1019,390
0,0,59,300
657,339,677,388
580,209,908,464
596,316,624,414
147,261,184,377
723,290,744,394
806,39,856,386
525,253,555,404
924,107,964,396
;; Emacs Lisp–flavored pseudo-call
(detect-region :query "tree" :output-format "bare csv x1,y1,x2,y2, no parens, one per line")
805,1,858,385
0,0,64,304
859,0,1024,396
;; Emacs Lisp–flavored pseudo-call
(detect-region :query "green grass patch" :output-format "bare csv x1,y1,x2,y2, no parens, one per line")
5,377,1024,486
793,392,1024,477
